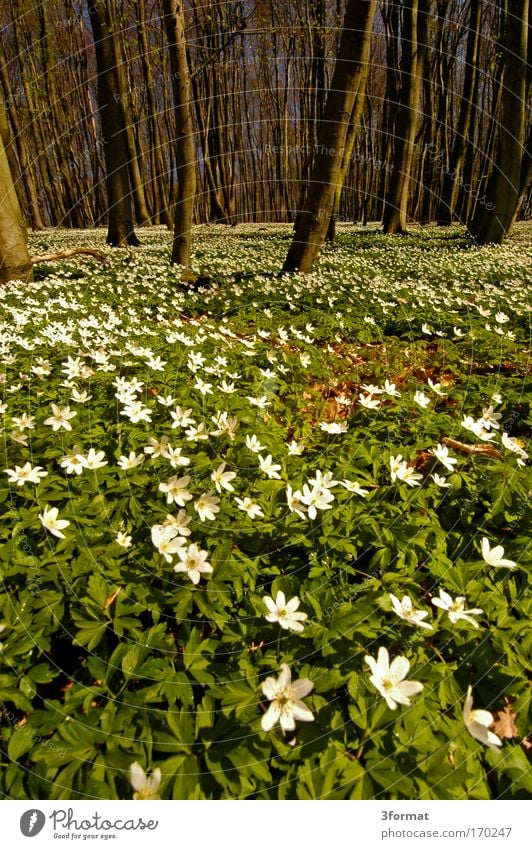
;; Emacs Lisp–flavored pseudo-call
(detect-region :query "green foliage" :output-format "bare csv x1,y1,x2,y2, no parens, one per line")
0,224,530,799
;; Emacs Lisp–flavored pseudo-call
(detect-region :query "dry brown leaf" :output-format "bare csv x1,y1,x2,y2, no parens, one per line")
103,586,122,610
492,705,519,739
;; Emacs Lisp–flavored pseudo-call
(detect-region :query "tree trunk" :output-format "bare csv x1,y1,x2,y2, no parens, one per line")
111,4,151,226
283,0,377,273
469,0,528,243
162,0,196,267
509,124,532,227
0,102,32,284
437,0,481,225
326,15,375,240
88,1,139,247
382,0,430,234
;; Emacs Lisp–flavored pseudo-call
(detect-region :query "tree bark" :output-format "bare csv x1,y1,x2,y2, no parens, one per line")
326,14,375,240
88,1,139,246
382,0,430,234
469,0,528,243
0,101,32,284
437,0,481,225
162,0,196,267
283,0,377,273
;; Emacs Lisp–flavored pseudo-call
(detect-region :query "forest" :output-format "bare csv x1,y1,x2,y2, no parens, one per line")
0,0,530,804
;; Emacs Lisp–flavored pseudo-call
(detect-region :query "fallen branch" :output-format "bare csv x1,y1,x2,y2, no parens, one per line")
30,248,107,264
442,437,504,461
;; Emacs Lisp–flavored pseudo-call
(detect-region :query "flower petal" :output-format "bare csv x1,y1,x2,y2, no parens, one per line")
291,677,314,699
261,703,280,732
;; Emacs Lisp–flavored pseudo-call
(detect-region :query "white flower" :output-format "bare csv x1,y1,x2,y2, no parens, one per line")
60,447,84,475
173,543,213,584
44,404,77,431
245,434,265,453
389,594,432,630
151,524,186,562
159,474,192,506
77,448,108,470
432,473,450,488
358,393,380,409
247,395,270,409
11,413,35,430
263,591,308,633
400,467,422,487
121,401,152,424
5,462,48,486
163,510,192,536
144,436,170,457
235,496,264,519
261,663,314,733
500,432,528,464
185,423,209,442
481,538,516,569
481,405,502,430
210,411,239,439
389,454,404,481
194,492,221,522
429,443,458,472
461,416,496,441
156,394,176,407
10,430,28,446
71,387,92,403
129,762,161,800
162,445,191,468
413,391,430,409
463,686,503,752
391,458,423,487
427,378,445,396
340,480,369,496
383,380,401,397
286,484,308,519
211,462,236,493
258,454,282,479
495,312,509,324
421,323,432,335
146,355,166,371
39,505,70,539
299,483,334,519
170,406,196,429
431,589,483,628
118,451,145,470
365,647,423,710
115,531,132,548
320,420,349,432
287,440,305,455
307,470,338,490
194,378,213,395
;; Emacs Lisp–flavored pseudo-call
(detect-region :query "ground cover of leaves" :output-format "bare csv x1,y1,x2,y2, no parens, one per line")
0,223,530,799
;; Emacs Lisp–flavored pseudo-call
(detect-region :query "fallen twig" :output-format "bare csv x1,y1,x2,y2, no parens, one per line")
442,437,504,461
30,248,107,264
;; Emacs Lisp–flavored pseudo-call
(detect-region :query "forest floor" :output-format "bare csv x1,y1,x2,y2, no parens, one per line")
0,222,530,800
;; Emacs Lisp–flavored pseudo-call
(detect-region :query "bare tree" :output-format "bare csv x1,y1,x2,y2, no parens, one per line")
469,0,529,243
0,100,31,283
283,0,377,273
88,0,139,246
162,0,196,267
382,0,431,234
437,0,481,225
